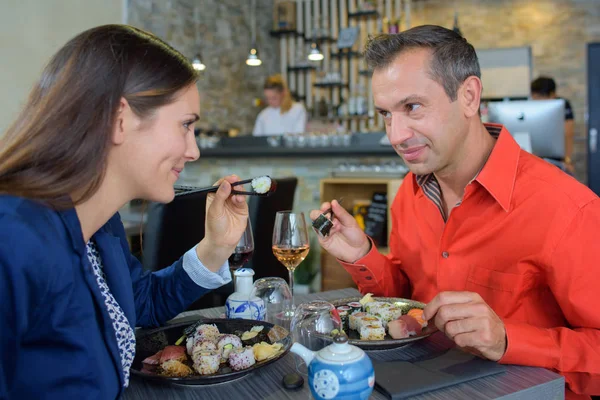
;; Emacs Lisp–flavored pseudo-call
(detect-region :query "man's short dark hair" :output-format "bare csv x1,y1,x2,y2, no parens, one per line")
531,76,556,96
364,25,481,101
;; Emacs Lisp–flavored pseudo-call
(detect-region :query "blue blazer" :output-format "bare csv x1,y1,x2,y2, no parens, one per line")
0,196,211,399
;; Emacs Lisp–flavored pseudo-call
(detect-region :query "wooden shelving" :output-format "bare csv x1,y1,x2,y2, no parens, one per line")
287,65,316,72
269,29,303,38
313,82,349,88
348,10,379,19
319,178,403,291
330,51,363,58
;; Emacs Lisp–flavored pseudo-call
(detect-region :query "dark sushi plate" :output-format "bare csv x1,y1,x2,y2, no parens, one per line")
131,318,292,385
331,297,437,350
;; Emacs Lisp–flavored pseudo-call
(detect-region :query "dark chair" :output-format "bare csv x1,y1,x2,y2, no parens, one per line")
142,190,233,310
246,177,298,282
142,191,208,273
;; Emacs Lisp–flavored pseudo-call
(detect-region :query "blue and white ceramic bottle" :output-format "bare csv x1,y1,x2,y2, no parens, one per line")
225,268,265,320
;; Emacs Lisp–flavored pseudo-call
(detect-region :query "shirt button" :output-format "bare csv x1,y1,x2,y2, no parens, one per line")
365,276,373,280
359,267,367,272
442,251,449,259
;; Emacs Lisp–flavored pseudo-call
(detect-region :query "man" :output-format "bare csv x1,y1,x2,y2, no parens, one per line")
311,25,600,399
531,76,576,173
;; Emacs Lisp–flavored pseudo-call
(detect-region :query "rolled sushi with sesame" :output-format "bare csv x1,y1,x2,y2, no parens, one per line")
389,307,404,321
349,311,367,331
360,324,386,340
191,338,218,361
194,324,220,340
365,301,390,315
228,346,256,371
357,315,382,330
347,302,363,314
193,350,221,375
217,334,242,362
372,307,394,325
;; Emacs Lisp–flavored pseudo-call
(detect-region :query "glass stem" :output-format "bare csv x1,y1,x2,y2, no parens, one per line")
289,268,294,308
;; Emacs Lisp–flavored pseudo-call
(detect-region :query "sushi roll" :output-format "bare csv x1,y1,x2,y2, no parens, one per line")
347,302,363,314
359,324,386,340
364,301,390,315
228,346,256,371
337,309,349,332
349,311,367,331
358,316,382,330
195,324,220,340
389,307,404,321
217,334,243,362
372,306,394,325
240,325,268,346
191,338,218,361
193,350,221,375
349,311,366,330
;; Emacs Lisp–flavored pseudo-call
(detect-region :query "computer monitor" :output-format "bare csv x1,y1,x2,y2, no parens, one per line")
487,99,565,160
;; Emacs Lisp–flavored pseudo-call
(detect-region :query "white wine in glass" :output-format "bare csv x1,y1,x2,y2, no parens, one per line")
272,211,310,307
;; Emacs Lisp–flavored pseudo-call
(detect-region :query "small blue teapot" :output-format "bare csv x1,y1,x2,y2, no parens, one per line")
290,334,374,400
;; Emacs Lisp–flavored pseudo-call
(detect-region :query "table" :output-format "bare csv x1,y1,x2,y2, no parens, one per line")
124,288,565,400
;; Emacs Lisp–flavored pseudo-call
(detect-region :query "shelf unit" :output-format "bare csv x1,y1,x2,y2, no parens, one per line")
319,177,403,291
272,0,407,133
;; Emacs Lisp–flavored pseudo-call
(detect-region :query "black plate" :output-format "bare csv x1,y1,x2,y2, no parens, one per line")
131,318,292,385
332,297,436,350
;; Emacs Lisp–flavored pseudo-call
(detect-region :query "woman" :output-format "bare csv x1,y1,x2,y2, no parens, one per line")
0,25,247,399
252,74,307,136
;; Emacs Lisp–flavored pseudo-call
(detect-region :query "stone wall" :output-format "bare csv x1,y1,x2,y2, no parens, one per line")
408,0,600,182
127,0,279,135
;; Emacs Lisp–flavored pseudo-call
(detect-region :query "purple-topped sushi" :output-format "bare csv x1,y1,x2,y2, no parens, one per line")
193,350,221,375
228,346,256,371
217,334,242,362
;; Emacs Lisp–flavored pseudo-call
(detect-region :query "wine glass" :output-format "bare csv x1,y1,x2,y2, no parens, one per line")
272,211,310,309
290,301,341,376
228,217,254,290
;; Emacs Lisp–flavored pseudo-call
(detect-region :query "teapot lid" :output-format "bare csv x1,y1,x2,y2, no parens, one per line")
317,333,363,363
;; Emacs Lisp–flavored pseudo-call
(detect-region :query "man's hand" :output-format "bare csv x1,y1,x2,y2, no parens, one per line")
423,291,507,361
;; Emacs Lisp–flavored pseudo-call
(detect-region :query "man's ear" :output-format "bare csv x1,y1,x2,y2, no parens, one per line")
112,97,137,145
459,76,483,118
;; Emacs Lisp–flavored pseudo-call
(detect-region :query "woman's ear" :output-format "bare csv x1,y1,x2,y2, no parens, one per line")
111,97,138,145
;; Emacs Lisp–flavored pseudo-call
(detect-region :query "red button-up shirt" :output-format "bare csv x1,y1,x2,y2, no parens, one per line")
340,124,600,399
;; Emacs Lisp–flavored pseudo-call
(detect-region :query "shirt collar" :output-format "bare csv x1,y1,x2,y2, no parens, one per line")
475,123,520,212
412,123,520,212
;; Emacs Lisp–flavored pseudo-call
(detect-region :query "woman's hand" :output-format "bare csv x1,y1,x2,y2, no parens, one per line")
196,175,249,271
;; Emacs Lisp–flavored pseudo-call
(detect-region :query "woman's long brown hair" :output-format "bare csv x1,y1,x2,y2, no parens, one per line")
0,25,199,209
264,74,293,114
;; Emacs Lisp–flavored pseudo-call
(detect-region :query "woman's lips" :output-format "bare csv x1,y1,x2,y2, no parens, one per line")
172,168,183,178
